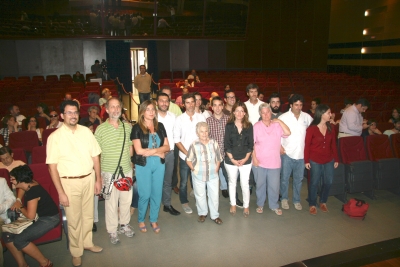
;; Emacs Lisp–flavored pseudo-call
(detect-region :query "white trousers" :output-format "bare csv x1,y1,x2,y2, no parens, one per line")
224,162,252,208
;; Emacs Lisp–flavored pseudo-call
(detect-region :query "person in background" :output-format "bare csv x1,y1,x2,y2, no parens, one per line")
131,100,169,233
25,116,43,143
0,116,19,146
46,111,63,129
362,119,382,137
340,98,353,114
338,98,370,138
0,146,25,172
187,69,200,83
201,98,212,119
224,85,230,91
175,86,189,109
134,65,152,104
99,88,112,107
388,108,400,123
304,104,339,215
383,119,400,136
224,102,253,218
307,98,320,118
73,71,86,84
35,103,51,126
79,106,102,126
253,103,290,216
3,165,59,267
258,92,265,101
9,105,26,128
0,175,16,265
186,122,223,225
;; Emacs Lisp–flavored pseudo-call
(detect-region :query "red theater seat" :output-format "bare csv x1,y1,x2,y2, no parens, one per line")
389,133,400,158
42,128,58,146
32,146,47,164
8,131,40,153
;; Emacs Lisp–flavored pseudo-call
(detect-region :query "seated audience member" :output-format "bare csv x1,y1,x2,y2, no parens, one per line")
388,108,400,123
35,103,51,125
209,92,219,103
307,98,321,118
0,176,15,222
175,86,189,108
186,122,223,225
340,98,353,114
0,146,26,171
79,106,102,126
46,111,62,129
73,71,86,84
224,85,230,91
158,18,170,28
383,119,400,136
187,69,200,83
362,119,382,137
99,88,112,107
25,116,43,143
0,116,20,146
3,165,59,267
9,105,26,127
64,93,72,101
258,92,265,101
84,121,95,133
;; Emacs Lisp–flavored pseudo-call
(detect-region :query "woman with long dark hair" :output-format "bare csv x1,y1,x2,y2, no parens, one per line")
131,100,170,233
224,101,253,217
304,104,339,215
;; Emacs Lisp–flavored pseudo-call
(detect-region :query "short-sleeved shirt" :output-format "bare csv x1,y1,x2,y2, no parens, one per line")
25,185,59,217
245,99,264,125
253,121,285,169
278,110,313,160
168,102,182,117
94,120,132,173
0,160,25,172
46,124,102,177
186,139,222,181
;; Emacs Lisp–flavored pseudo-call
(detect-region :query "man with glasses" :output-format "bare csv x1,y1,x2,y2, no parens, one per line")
339,98,370,138
223,90,236,116
46,111,62,129
47,100,103,267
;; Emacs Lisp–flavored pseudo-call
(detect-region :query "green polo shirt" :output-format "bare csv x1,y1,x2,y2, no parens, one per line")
94,119,132,173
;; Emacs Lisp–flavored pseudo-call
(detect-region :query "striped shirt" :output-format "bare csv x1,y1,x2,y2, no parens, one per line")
186,139,222,181
94,120,132,173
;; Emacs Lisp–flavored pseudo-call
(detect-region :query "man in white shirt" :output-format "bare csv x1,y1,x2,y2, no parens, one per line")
173,93,206,214
244,84,264,125
157,92,180,216
278,94,313,211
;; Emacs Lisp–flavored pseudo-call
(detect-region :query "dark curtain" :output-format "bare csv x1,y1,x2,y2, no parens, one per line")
106,40,132,93
147,40,159,93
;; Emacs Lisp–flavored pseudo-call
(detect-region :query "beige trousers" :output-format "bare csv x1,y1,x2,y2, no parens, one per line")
61,172,95,257
102,170,133,234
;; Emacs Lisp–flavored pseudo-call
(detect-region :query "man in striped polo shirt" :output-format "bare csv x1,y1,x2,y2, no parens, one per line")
94,97,134,245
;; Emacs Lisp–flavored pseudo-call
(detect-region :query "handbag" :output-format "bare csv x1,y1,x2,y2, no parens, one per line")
342,198,369,220
2,213,39,234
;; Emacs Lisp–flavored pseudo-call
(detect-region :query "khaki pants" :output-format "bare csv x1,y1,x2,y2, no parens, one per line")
338,132,354,138
102,170,133,234
61,172,95,257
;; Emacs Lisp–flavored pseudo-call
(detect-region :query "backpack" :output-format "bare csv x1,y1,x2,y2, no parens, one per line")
342,198,369,220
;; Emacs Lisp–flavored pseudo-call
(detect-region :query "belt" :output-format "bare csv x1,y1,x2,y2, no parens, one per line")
339,132,350,134
61,173,91,179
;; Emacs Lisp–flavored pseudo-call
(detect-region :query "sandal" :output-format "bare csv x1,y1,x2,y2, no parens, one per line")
243,208,249,218
41,260,53,267
151,222,160,234
256,207,264,214
272,208,282,216
230,206,236,216
213,217,223,225
138,223,147,233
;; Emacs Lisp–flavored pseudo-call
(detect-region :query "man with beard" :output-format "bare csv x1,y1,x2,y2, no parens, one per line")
269,93,282,119
157,92,180,215
9,105,26,128
95,97,134,244
47,100,103,267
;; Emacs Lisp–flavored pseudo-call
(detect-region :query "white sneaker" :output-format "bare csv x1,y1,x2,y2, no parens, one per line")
109,232,120,244
190,190,195,198
119,224,135,237
294,203,303,211
281,199,289,210
182,204,193,214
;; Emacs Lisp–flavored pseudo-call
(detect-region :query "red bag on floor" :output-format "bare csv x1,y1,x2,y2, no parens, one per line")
342,198,369,220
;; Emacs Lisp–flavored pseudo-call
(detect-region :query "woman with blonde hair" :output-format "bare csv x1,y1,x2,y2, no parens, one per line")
131,100,170,233
224,101,253,217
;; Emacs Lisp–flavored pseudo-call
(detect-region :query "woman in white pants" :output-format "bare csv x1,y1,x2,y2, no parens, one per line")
224,102,254,217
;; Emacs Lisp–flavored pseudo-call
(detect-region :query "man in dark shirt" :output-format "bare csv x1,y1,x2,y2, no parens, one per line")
91,60,103,78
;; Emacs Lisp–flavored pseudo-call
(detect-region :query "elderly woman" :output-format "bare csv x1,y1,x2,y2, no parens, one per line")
131,100,169,233
252,103,291,215
186,122,223,225
224,101,253,217
305,104,339,215
2,165,59,267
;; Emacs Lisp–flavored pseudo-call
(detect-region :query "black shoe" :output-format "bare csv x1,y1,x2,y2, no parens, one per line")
163,205,181,216
222,190,229,198
236,199,243,208
92,223,97,232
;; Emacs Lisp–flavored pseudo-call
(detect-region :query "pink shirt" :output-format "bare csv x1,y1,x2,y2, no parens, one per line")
253,121,285,169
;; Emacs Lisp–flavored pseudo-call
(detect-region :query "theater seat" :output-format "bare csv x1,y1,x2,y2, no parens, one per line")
0,168,11,188
29,163,63,245
32,146,47,164
366,135,400,194
9,131,40,153
11,148,28,164
338,136,374,199
389,133,400,158
42,128,58,146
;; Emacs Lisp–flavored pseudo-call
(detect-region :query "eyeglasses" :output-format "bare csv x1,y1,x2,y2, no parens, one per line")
226,96,235,99
49,114,58,118
64,111,79,116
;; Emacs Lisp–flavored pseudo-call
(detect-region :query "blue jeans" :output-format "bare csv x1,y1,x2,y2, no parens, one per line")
308,159,334,206
2,214,60,250
280,154,304,204
179,157,193,204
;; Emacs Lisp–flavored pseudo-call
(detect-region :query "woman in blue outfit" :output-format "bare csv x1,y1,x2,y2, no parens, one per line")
131,100,170,233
